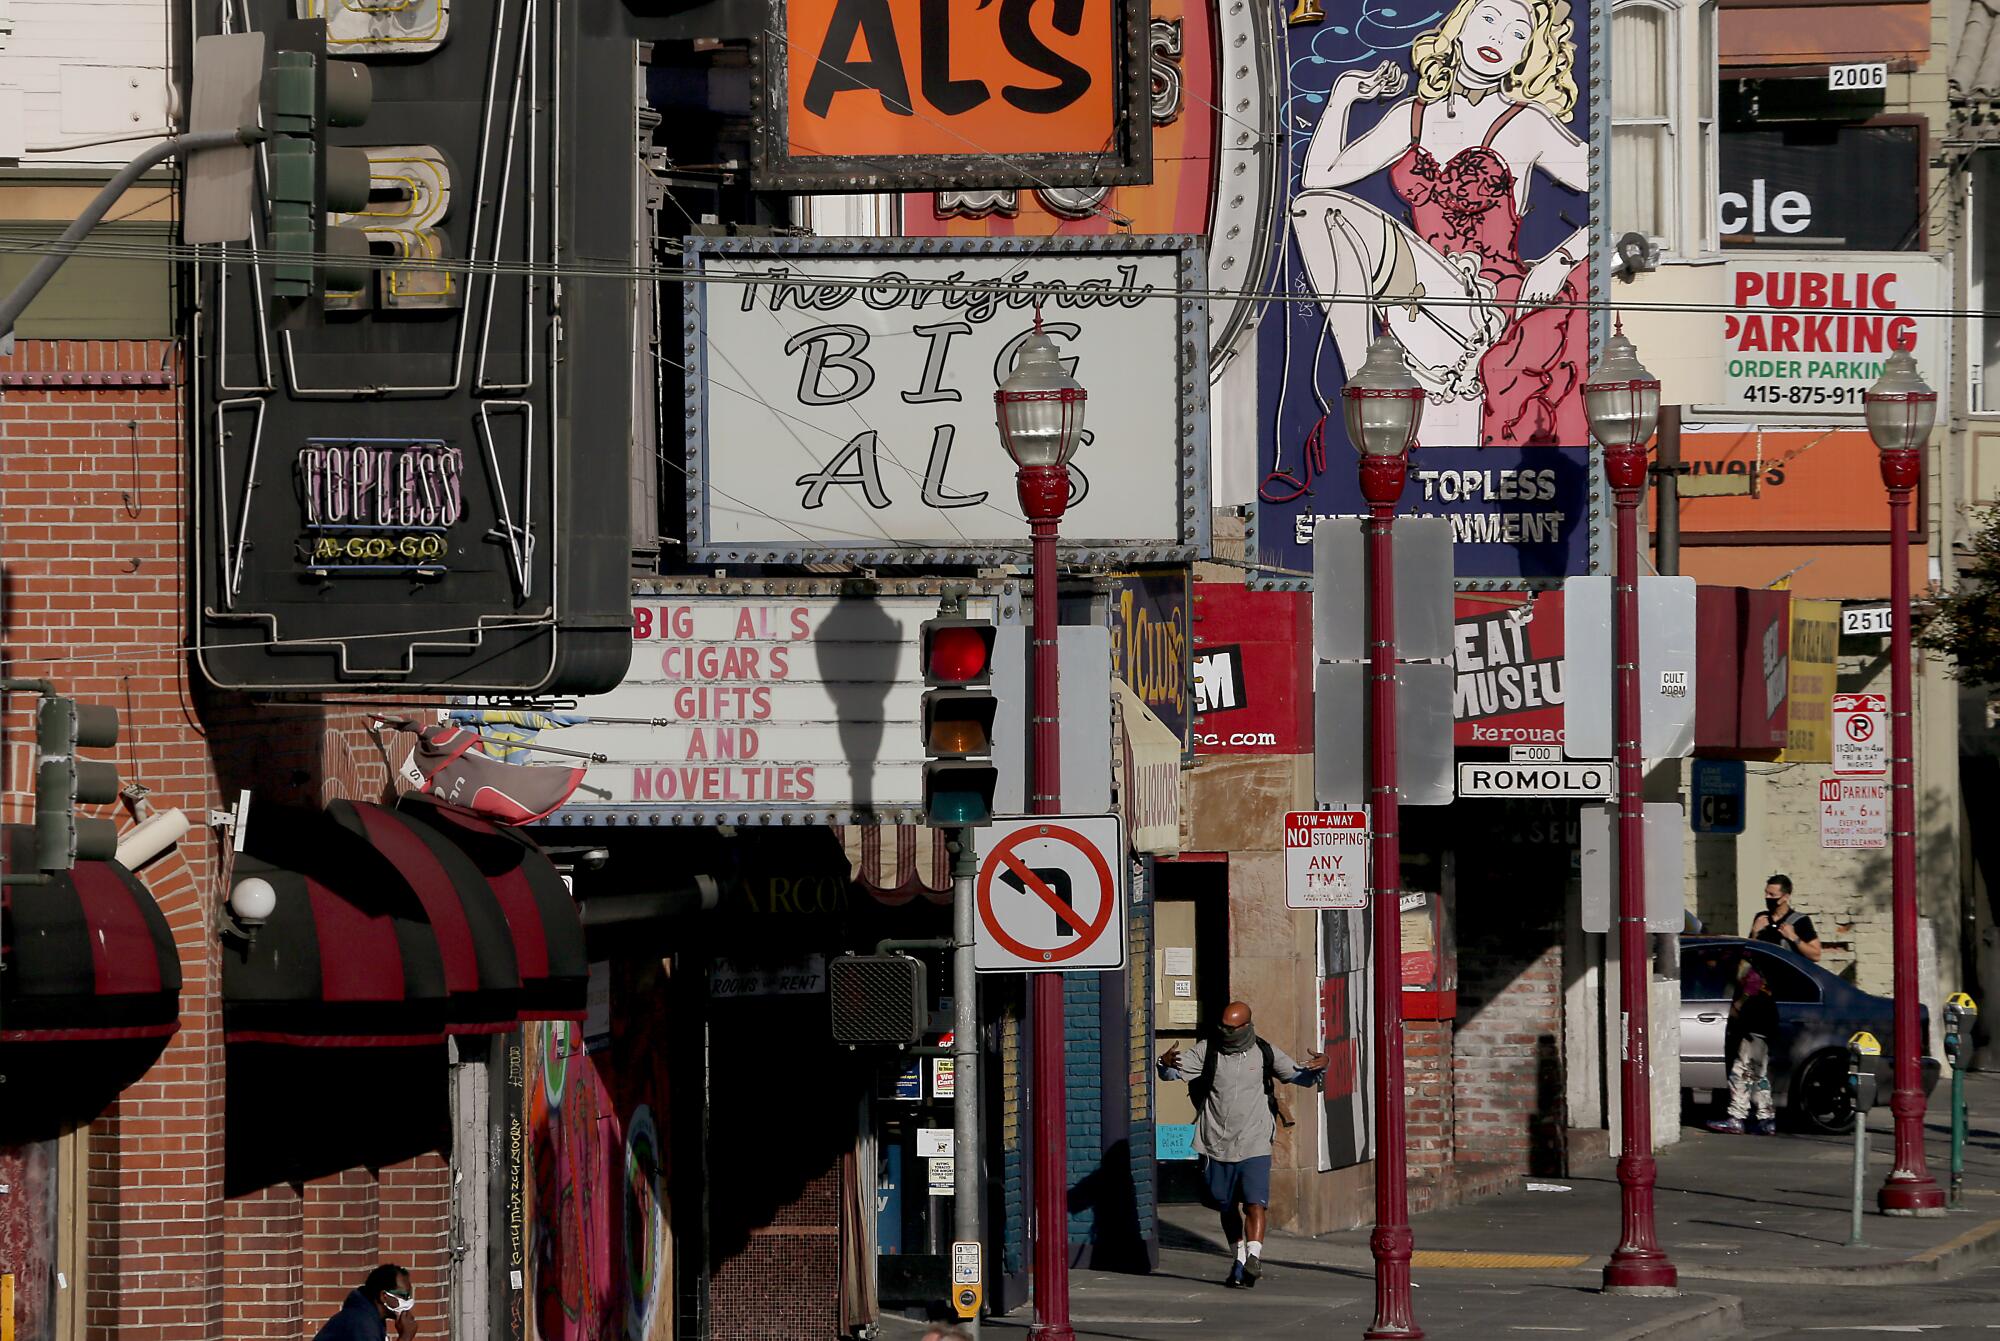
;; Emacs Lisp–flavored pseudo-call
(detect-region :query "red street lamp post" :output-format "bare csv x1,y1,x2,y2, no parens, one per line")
1343,333,1425,1340
1862,346,1946,1218
1583,328,1678,1295
995,320,1088,1340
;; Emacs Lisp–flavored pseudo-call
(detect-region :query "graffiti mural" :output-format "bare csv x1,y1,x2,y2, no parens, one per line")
1257,0,1596,581
0,1141,58,1341
524,967,675,1341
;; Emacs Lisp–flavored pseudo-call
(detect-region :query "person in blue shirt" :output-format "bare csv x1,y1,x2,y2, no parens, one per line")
313,1263,421,1341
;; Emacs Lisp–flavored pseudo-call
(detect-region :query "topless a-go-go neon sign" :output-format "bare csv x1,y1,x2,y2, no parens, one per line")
298,437,466,574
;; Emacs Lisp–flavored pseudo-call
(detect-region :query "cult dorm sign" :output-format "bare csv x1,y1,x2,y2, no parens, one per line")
1285,811,1368,909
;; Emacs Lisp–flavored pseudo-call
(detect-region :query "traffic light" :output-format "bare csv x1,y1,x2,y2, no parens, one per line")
921,614,999,827
36,697,120,869
265,20,373,298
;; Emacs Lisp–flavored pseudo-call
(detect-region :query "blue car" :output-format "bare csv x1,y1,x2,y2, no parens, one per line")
1680,936,1941,1134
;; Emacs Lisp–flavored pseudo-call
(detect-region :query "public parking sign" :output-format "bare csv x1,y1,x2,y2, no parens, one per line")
1284,810,1369,909
973,814,1126,973
1832,693,1888,775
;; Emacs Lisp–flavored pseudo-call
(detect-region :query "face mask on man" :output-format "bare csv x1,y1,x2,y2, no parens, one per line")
383,1291,415,1317
1219,1021,1256,1053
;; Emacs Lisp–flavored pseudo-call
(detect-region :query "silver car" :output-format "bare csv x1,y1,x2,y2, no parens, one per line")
1680,936,1940,1134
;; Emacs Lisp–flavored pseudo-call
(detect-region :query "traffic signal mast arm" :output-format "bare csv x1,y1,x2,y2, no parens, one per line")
0,127,259,342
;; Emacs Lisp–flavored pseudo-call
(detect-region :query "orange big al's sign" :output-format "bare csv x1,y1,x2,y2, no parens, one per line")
758,0,1152,189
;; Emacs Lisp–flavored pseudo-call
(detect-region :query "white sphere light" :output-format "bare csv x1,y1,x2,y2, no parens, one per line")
229,876,278,925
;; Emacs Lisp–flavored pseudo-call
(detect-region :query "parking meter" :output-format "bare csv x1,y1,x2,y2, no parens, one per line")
1847,1030,1882,1246
1946,994,1978,1207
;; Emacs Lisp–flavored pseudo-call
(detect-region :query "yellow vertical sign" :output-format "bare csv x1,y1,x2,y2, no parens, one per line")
2,1270,15,1341
1781,599,1840,763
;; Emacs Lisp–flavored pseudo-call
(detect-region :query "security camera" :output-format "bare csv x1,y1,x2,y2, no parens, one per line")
1611,231,1659,282
115,808,190,870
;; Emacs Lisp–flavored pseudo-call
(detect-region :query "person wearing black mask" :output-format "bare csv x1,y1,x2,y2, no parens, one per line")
1158,1001,1325,1287
1748,873,1822,962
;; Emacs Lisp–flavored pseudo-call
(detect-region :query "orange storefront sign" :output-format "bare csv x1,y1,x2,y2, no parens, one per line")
905,0,1213,236
780,0,1130,162
1661,428,1899,534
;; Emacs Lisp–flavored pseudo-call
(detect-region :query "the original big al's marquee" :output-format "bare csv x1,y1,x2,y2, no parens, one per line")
683,236,1209,565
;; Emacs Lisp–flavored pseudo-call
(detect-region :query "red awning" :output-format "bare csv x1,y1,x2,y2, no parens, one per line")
221,852,451,1049
0,829,181,1043
330,799,524,1032
223,797,588,1045
395,796,588,1021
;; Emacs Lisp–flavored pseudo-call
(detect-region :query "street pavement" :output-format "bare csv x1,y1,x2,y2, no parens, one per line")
884,1071,2000,1339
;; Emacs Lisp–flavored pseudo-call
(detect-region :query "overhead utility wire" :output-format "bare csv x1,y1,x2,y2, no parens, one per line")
0,228,1978,325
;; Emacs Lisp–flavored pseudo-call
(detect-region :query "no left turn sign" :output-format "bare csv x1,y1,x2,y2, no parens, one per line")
973,814,1126,973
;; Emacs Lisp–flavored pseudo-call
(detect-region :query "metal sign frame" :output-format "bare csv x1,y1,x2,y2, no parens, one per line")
750,0,1154,191
972,813,1127,973
682,234,1210,566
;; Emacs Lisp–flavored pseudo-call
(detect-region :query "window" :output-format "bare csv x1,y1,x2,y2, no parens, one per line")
1611,0,1719,255
1971,151,2000,412
1697,0,1717,251
1742,945,1821,1003
1612,1,1674,243
1681,944,1741,1000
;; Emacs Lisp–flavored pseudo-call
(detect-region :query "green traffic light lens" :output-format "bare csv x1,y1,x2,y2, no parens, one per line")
926,791,991,826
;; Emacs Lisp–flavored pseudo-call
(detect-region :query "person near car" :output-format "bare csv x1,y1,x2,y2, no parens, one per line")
1708,964,1779,1135
1156,1001,1325,1288
1748,873,1822,962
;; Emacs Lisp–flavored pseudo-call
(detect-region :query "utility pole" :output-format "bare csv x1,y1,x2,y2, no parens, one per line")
1654,406,1682,577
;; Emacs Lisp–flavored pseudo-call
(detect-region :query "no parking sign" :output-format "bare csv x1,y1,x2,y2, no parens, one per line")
972,814,1126,973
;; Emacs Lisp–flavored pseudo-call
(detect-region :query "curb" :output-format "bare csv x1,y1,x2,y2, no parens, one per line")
1605,1293,1743,1341
1675,1215,2000,1286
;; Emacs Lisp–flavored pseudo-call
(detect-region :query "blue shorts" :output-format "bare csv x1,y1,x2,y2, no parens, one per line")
1199,1154,1272,1209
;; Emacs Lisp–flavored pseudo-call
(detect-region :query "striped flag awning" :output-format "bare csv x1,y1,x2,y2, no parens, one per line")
834,825,952,905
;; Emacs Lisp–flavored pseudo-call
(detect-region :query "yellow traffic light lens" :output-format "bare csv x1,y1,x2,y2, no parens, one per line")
930,719,988,755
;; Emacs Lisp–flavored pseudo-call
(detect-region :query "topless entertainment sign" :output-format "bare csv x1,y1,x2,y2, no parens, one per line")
1255,0,1598,584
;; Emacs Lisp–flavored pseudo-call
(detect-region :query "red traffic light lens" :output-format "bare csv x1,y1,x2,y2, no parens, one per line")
928,626,990,684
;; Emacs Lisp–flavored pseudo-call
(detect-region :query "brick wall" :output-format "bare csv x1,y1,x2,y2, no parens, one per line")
1403,1021,1454,1184
1453,943,1565,1174
2,339,452,1341
1063,973,1102,1250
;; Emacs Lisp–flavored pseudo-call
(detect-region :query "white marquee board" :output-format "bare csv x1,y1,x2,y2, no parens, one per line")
684,236,1210,564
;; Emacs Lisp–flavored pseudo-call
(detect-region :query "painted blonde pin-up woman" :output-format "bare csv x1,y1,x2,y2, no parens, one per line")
1294,0,1588,447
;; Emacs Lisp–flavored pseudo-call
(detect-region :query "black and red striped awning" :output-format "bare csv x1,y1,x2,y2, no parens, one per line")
0,829,182,1044
222,798,585,1047
395,795,587,1021
330,799,523,1032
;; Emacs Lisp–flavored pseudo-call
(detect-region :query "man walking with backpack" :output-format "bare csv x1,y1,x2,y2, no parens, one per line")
1158,1001,1325,1287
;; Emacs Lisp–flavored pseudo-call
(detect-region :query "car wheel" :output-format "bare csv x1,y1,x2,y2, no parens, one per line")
1790,1051,1857,1134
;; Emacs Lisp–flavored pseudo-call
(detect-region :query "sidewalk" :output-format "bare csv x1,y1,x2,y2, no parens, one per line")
926,1072,2000,1339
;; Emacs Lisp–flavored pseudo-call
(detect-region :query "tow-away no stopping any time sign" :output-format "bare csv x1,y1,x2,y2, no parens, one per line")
973,814,1126,973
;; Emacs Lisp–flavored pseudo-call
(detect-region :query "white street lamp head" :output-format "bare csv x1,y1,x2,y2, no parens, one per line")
994,327,1087,469
1341,333,1425,457
1583,327,1661,451
229,875,278,927
1863,345,1936,455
